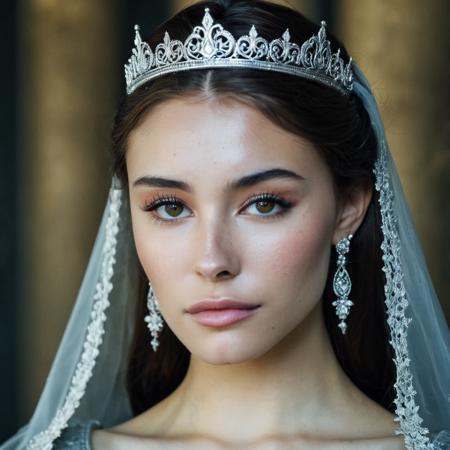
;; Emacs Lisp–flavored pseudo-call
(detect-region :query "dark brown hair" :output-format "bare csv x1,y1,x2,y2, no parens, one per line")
110,0,395,416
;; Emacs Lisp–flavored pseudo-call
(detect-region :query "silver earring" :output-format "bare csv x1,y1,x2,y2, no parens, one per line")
332,234,353,335
144,282,164,352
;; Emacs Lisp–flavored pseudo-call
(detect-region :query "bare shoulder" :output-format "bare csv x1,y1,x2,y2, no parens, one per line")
91,429,230,450
91,389,405,450
91,428,405,450
91,405,405,450
92,428,172,450
288,435,406,450
91,428,156,450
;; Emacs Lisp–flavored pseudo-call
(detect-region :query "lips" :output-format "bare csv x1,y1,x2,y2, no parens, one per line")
187,299,259,314
186,299,261,327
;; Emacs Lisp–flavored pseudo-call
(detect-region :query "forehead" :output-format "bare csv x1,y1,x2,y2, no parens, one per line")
126,96,325,183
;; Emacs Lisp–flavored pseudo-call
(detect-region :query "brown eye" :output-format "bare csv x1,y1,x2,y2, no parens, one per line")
255,200,275,214
243,192,294,220
143,195,191,223
164,204,183,217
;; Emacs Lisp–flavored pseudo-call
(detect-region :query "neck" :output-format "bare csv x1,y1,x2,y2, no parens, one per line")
154,302,358,443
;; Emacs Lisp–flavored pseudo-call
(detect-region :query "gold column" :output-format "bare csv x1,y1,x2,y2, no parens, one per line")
338,1,450,319
20,0,120,418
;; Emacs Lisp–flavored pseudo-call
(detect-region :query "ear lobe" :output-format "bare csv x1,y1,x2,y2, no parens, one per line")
332,179,373,245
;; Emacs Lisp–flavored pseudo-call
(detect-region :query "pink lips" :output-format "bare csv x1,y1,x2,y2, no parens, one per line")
187,299,261,327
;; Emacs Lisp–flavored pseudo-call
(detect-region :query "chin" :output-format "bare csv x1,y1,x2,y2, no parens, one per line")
188,333,278,365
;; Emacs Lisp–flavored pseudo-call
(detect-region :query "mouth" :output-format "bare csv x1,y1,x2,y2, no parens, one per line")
186,299,261,328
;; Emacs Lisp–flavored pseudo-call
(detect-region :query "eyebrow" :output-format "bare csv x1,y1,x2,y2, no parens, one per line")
132,168,304,192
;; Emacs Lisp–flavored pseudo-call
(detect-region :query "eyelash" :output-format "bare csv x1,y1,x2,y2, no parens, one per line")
142,191,294,224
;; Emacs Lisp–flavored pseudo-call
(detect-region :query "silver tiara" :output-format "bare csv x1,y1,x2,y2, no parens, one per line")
124,8,353,95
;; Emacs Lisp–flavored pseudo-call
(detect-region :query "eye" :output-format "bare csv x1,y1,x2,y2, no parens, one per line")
241,192,293,220
143,191,294,224
143,194,191,223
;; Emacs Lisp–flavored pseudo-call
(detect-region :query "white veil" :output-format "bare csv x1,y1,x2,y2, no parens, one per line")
1,19,449,450
1,182,138,449
352,65,450,447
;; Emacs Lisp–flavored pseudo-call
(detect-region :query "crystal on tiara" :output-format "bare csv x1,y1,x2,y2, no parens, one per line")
124,8,353,95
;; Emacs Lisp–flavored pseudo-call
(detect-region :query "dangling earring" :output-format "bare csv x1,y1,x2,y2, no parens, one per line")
144,282,164,352
332,234,353,335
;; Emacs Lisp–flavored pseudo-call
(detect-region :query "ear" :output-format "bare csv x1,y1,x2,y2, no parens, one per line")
332,178,373,245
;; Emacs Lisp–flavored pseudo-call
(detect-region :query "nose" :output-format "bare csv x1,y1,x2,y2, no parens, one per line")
193,218,240,282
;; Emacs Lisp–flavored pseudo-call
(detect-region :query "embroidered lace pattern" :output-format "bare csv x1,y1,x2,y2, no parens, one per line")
26,187,122,450
373,141,433,450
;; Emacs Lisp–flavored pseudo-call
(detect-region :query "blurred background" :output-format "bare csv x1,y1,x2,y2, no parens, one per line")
1,0,449,441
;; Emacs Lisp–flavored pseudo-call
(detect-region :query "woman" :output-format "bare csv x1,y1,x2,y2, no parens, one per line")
2,1,449,449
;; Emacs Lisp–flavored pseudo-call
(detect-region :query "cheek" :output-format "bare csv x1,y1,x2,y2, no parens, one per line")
131,209,170,280
255,204,334,303
131,209,150,276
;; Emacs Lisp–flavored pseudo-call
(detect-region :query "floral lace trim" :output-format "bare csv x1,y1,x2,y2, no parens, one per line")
26,187,122,450
374,141,432,450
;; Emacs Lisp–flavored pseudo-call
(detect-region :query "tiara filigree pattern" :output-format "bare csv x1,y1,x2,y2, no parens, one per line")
124,8,353,95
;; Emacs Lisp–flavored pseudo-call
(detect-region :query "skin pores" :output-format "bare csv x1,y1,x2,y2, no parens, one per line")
126,96,344,365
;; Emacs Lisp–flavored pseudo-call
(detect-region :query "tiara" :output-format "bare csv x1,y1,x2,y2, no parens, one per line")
124,7,353,95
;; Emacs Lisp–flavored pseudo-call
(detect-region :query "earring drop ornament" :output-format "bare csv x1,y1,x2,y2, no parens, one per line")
332,234,353,335
144,283,164,351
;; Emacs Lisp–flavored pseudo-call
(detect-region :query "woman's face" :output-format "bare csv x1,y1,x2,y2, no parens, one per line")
127,96,344,365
